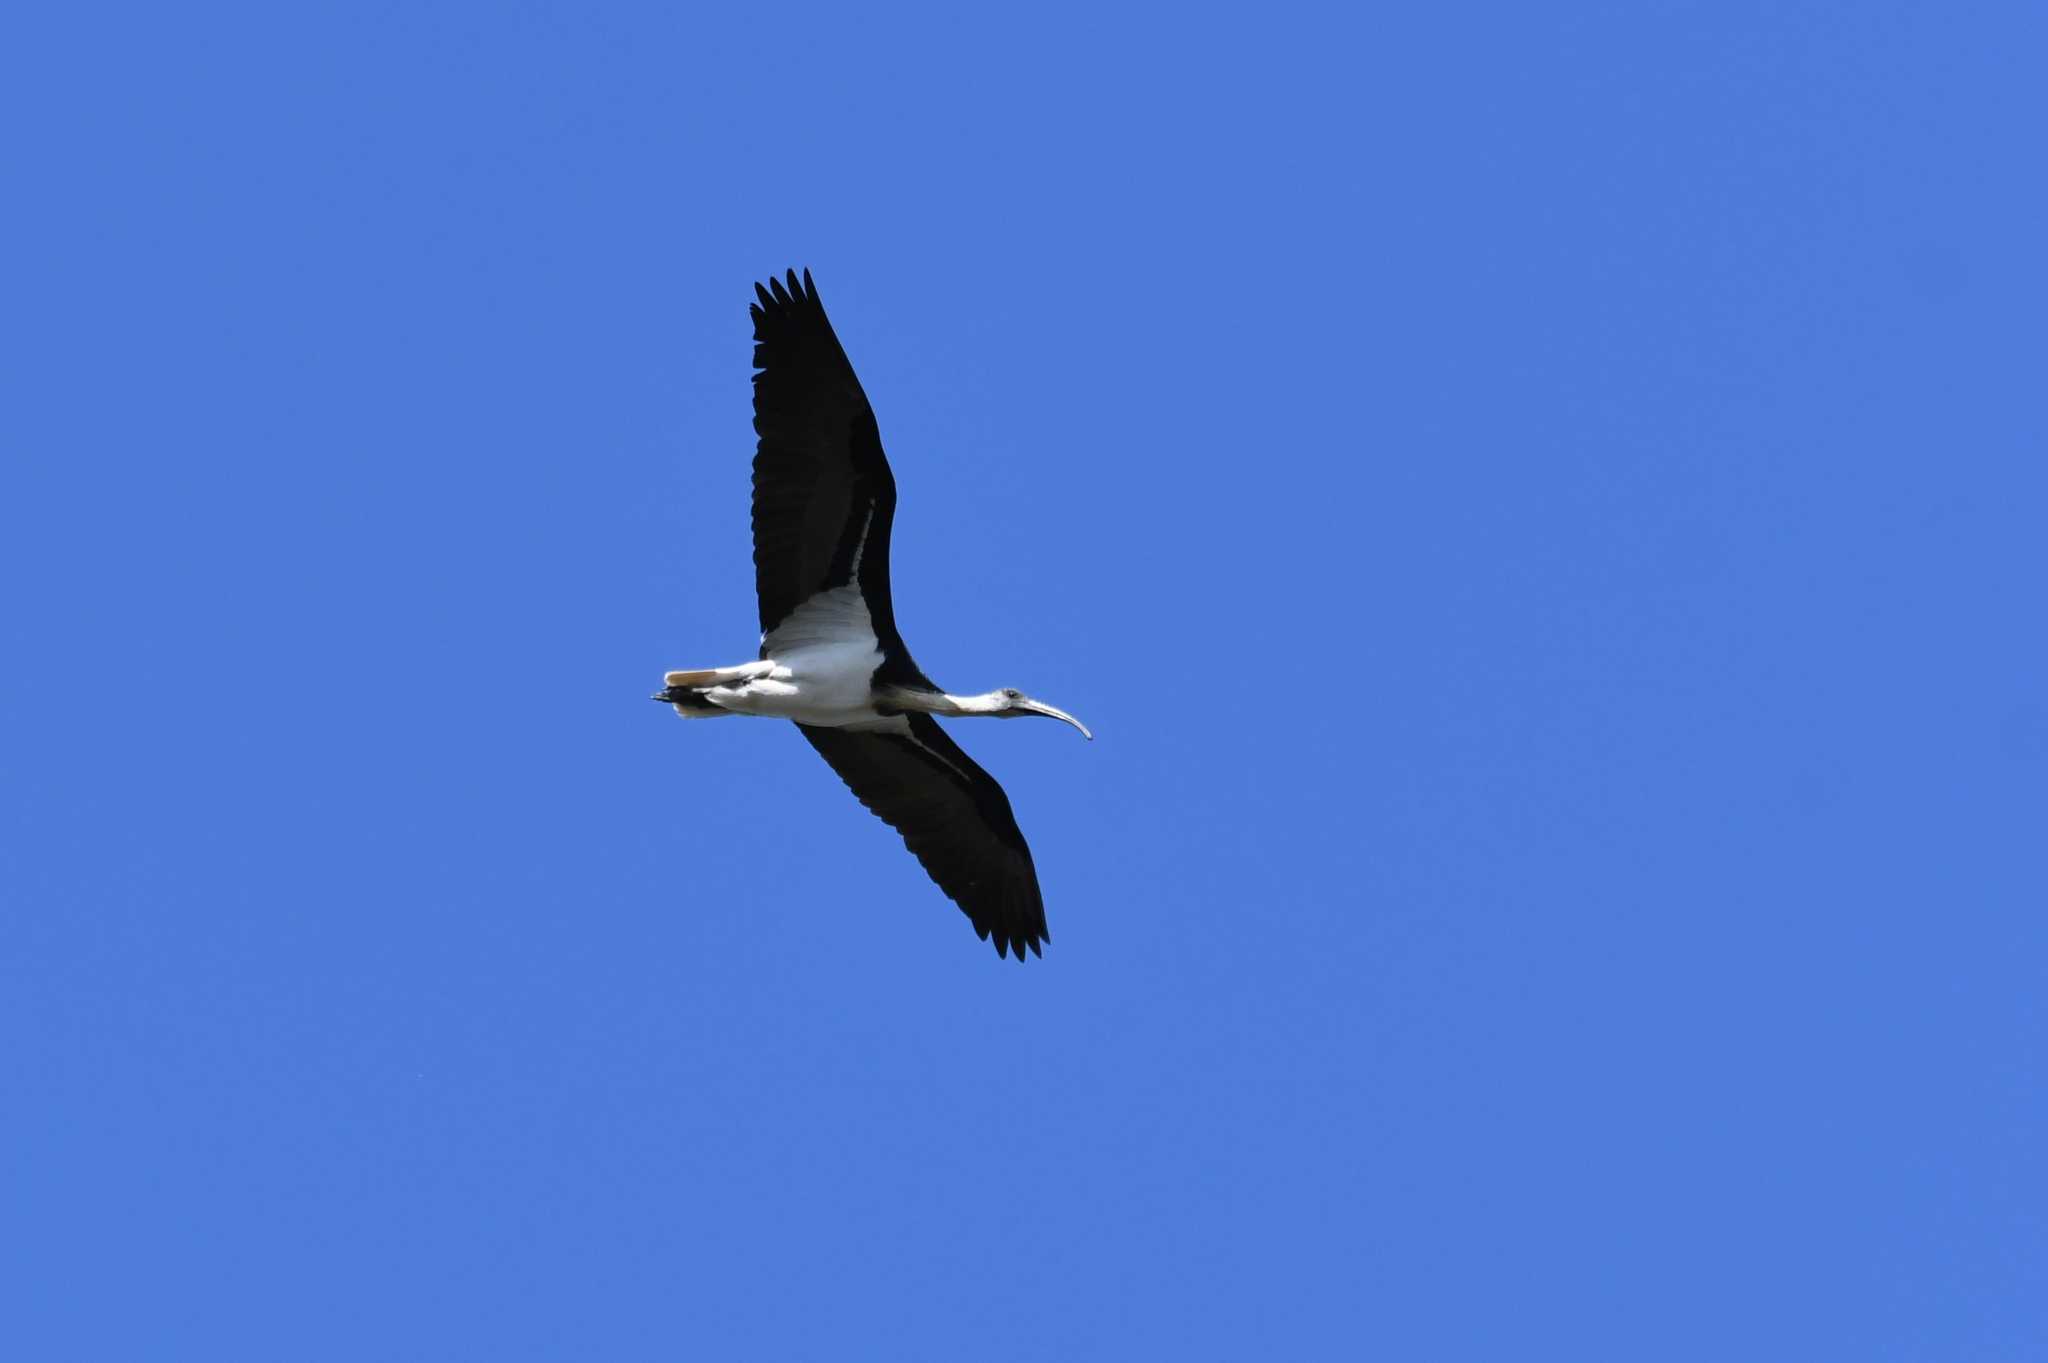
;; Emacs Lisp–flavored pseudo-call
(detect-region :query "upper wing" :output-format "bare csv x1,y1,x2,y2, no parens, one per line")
798,714,1050,961
748,270,908,659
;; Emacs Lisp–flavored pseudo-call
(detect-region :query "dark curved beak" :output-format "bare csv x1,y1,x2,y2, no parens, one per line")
1017,698,1093,740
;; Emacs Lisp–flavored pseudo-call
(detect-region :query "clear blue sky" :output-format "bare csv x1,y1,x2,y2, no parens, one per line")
5,3,2044,1357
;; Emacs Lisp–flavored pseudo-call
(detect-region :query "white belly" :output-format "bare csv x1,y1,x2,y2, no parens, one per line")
705,584,885,727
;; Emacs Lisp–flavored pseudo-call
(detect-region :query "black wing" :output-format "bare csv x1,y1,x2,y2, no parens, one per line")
749,269,918,678
799,715,1049,961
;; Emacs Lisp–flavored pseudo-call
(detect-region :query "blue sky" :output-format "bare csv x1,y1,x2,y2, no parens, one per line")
5,3,2045,1357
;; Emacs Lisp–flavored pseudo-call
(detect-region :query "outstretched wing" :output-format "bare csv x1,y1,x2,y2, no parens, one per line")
798,715,1049,961
749,270,914,674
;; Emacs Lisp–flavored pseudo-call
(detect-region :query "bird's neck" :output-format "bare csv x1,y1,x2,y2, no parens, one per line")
882,686,1006,717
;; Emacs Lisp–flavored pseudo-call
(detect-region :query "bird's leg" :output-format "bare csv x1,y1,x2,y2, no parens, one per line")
654,659,775,715
663,661,775,687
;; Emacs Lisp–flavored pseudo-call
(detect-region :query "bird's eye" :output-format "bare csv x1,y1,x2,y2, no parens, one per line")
1004,688,1022,700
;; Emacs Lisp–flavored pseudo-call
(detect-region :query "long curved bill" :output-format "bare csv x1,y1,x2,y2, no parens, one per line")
1020,698,1093,740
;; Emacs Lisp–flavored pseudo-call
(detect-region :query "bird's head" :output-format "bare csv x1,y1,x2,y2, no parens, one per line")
990,688,1093,740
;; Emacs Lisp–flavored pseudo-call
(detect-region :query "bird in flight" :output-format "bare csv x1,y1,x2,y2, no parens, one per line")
657,270,1091,960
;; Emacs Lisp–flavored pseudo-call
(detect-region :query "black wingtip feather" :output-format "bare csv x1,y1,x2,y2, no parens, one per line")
753,268,820,318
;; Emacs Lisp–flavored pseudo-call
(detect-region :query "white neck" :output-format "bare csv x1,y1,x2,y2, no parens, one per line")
883,686,1008,717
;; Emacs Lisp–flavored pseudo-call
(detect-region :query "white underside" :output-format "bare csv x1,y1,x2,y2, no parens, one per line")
672,583,893,729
